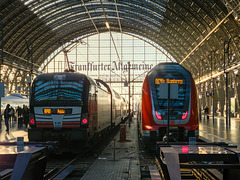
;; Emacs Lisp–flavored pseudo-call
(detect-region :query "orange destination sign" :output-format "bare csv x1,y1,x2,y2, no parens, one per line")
155,78,183,84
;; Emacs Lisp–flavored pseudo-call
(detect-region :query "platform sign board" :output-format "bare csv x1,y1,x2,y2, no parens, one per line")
206,92,212,97
189,137,196,145
159,83,179,99
0,82,4,97
17,137,24,146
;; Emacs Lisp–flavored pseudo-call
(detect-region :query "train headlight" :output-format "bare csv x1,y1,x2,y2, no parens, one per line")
181,111,188,119
155,111,162,120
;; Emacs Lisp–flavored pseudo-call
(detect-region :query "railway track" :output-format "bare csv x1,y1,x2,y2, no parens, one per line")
44,151,94,179
44,125,121,179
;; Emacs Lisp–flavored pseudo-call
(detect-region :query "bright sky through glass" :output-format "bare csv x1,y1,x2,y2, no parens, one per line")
43,32,173,109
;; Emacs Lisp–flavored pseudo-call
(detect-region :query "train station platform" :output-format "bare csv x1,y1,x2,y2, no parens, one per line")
81,118,141,180
0,115,239,179
0,115,239,147
0,119,28,143
199,116,240,146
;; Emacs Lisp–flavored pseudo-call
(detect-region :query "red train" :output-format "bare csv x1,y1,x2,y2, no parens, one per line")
28,72,127,152
139,63,199,145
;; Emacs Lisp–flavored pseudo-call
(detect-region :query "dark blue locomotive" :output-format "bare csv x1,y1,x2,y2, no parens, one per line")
28,72,127,151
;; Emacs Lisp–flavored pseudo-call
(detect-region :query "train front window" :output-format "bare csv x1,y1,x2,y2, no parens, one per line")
33,80,84,103
154,73,188,110
155,83,186,109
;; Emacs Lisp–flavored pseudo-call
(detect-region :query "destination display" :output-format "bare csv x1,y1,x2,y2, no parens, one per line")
155,78,184,85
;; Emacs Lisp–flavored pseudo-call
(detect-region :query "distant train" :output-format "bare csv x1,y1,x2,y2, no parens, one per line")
139,63,199,145
28,72,127,151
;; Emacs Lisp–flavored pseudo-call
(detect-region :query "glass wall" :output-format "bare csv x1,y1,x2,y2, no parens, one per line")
43,32,173,109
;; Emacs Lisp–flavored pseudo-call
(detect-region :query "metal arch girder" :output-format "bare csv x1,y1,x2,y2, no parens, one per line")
89,2,194,63
37,3,165,31
1,0,239,79
36,27,99,68
110,0,166,17
114,0,167,11
21,0,165,25
3,2,160,66
154,3,211,61
167,1,220,54
96,4,164,25
171,0,219,34
166,0,229,72
0,0,201,68
173,1,232,69
3,4,38,50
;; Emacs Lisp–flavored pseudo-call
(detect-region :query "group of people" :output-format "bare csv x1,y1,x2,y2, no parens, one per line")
3,104,29,132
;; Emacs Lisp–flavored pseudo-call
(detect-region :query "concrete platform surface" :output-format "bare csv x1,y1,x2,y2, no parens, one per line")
81,118,141,180
0,119,28,142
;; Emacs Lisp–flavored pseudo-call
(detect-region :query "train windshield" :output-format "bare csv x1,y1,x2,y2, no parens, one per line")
154,73,188,110
33,80,84,105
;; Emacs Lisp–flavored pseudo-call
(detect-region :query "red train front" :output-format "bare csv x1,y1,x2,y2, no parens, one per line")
140,62,199,145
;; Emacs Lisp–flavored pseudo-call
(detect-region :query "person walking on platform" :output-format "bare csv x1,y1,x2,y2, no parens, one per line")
9,106,15,123
204,105,209,120
3,104,11,132
23,105,29,128
16,106,23,118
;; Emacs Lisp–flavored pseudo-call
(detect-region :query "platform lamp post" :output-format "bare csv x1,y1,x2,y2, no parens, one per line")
128,61,131,127
198,59,202,122
199,57,204,121
0,21,4,128
25,40,34,95
224,39,231,126
211,50,215,123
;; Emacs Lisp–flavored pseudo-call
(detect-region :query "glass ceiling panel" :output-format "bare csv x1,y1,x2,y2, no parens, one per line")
42,32,175,105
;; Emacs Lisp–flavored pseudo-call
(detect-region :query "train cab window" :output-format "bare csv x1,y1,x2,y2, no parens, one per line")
154,72,188,110
155,83,186,109
33,80,84,102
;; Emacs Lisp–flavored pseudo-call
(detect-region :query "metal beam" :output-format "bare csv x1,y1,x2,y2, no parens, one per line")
180,9,234,65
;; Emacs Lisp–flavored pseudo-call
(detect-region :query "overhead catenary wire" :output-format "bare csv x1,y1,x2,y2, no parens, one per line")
114,0,122,33
100,0,127,81
81,0,99,34
100,0,121,62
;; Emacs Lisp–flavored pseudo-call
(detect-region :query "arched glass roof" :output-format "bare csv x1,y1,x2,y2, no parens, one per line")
42,32,174,101
0,0,240,94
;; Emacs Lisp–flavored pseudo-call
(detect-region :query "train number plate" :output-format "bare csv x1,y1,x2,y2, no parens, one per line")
54,121,62,128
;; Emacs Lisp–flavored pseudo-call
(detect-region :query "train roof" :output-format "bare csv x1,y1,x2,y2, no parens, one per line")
34,72,88,81
147,62,190,75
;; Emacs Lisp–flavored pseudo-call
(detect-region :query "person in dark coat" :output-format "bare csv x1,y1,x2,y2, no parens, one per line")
204,105,209,120
9,106,15,123
3,104,11,132
22,105,29,128
16,106,23,118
